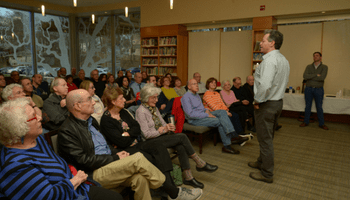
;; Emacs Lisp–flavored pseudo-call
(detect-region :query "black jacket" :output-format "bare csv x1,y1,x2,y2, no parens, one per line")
242,83,254,105
58,114,120,176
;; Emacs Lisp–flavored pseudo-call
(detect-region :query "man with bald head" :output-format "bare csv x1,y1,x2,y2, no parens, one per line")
90,69,105,98
181,79,247,154
130,72,145,96
193,72,206,94
58,89,166,200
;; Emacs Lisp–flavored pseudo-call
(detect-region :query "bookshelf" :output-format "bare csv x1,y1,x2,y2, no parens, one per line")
141,25,188,83
251,17,277,74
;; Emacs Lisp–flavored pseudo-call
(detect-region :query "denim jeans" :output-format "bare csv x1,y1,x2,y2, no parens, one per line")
188,110,236,146
304,87,325,126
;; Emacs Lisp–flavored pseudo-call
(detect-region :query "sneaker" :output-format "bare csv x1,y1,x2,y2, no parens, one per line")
169,187,203,200
237,133,254,146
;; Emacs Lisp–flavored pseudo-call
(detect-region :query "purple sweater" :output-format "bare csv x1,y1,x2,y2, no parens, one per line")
181,91,209,119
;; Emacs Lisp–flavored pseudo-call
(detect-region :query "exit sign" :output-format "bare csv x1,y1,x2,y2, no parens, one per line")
260,5,265,11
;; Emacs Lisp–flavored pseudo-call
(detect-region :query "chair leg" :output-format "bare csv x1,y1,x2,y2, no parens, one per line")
213,132,217,146
199,134,203,154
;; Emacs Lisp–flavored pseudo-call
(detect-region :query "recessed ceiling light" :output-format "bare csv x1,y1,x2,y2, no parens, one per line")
322,11,326,13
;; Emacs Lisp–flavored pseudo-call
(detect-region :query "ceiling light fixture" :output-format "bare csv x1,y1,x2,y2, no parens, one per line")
322,11,326,13
92,14,95,24
41,5,45,16
238,28,242,31
125,7,128,17
170,0,173,10
73,0,77,7
12,33,14,39
1,35,3,40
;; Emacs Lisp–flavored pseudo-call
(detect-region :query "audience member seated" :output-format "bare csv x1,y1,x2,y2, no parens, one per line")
182,79,240,155
100,87,203,198
193,72,207,94
115,70,124,84
126,71,134,85
20,78,44,109
231,77,255,132
173,77,187,97
0,98,122,200
80,80,105,124
106,74,119,89
99,73,107,83
66,75,78,92
73,69,88,88
156,76,162,87
203,78,252,144
90,69,106,98
57,89,168,200
221,80,250,132
118,76,136,109
59,67,67,78
161,76,179,100
6,71,20,85
136,84,218,189
130,72,145,96
146,75,157,86
0,73,6,104
2,83,42,117
42,77,69,131
242,75,255,125
165,73,175,87
141,71,148,83
32,74,49,100
71,67,78,79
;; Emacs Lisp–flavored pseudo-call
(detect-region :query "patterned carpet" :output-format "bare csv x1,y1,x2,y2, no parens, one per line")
168,117,350,200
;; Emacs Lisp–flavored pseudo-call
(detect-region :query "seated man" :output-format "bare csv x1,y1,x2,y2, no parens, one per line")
181,79,241,154
130,72,145,96
20,78,44,109
32,74,49,100
6,71,20,85
42,77,69,130
231,77,255,132
57,89,167,200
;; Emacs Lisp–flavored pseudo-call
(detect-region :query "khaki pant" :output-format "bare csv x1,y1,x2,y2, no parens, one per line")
93,152,165,200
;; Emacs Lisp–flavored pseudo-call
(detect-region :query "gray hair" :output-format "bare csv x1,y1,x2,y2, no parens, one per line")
140,83,161,103
50,77,64,93
264,29,283,50
0,98,30,145
2,83,23,101
221,80,231,86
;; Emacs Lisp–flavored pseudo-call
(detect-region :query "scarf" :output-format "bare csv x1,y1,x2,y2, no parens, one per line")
142,103,163,130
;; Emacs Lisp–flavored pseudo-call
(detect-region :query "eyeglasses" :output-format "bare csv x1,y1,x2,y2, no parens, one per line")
27,116,37,122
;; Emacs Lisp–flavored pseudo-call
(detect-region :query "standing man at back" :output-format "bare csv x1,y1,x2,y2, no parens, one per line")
299,52,328,130
248,29,290,183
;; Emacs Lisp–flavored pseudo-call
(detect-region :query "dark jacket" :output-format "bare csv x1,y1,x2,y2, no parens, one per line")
58,114,120,176
100,109,142,149
242,83,254,106
42,93,69,131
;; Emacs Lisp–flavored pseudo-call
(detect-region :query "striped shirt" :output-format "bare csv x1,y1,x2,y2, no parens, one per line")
203,90,229,112
0,135,90,200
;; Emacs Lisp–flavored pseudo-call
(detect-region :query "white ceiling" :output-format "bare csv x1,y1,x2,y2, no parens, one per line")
36,0,137,7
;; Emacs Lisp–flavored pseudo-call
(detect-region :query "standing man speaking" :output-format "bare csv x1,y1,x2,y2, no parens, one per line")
248,30,290,183
299,52,328,130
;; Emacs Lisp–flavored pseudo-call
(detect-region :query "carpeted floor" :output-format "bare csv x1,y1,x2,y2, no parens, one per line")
167,117,350,200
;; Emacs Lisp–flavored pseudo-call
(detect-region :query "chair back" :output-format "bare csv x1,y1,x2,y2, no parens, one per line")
44,129,59,154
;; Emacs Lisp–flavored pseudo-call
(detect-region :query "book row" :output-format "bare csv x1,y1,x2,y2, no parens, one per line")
142,67,175,76
142,58,158,65
142,49,158,56
253,53,263,61
159,47,176,56
160,57,177,65
159,37,177,46
141,38,158,46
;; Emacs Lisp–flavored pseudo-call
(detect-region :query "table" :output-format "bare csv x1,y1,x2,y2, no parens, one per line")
282,93,350,115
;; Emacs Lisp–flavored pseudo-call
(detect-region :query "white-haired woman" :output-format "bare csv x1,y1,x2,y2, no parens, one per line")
135,84,218,189
220,79,249,131
0,98,122,200
42,77,69,130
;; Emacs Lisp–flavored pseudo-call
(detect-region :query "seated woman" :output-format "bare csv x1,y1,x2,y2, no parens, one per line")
0,98,122,200
161,77,178,101
203,78,253,145
118,76,136,108
173,77,187,97
106,74,119,89
220,80,249,131
42,77,69,131
80,80,105,124
100,87,202,200
136,84,218,189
